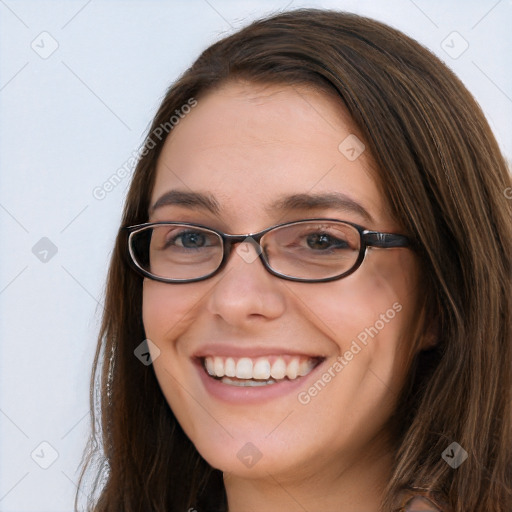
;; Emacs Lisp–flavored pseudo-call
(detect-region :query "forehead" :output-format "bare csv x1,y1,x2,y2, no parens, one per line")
151,81,388,230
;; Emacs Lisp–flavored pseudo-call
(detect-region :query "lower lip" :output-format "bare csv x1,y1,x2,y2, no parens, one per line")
194,358,325,404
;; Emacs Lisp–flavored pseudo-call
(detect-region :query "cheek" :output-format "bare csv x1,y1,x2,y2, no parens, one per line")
141,280,201,434
142,282,175,341
296,249,419,373
295,261,418,438
142,279,205,345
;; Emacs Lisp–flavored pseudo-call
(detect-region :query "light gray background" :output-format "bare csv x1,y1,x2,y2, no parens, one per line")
0,1,510,510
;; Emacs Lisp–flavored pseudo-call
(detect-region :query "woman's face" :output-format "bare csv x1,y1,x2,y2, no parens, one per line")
143,81,422,481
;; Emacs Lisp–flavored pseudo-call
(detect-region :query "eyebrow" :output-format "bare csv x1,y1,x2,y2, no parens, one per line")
150,190,221,216
149,190,372,222
267,192,373,222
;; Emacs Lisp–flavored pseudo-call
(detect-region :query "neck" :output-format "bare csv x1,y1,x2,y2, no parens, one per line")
223,437,394,512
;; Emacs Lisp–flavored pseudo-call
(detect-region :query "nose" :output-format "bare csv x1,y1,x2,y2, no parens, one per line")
205,240,286,326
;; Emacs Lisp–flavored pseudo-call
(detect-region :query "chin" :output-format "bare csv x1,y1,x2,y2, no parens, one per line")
184,419,305,477
197,441,298,478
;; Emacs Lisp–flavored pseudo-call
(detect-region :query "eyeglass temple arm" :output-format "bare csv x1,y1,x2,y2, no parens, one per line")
363,231,411,248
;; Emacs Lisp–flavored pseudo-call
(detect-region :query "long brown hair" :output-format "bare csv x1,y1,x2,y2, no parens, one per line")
77,9,512,512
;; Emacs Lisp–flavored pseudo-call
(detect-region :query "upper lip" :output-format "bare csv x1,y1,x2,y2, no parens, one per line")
192,343,326,359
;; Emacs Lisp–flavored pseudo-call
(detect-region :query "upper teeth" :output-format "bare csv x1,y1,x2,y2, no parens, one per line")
204,356,317,380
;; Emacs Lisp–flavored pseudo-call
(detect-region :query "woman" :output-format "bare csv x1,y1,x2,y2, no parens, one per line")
77,8,512,512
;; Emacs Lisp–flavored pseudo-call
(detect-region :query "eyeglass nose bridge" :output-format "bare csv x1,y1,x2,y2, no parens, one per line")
220,232,269,269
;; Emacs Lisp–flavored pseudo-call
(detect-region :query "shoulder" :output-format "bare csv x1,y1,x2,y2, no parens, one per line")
403,495,444,511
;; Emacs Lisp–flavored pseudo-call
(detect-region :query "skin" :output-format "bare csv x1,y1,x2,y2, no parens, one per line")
142,81,430,512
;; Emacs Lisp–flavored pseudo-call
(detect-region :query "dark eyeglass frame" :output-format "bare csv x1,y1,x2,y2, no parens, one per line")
123,218,412,284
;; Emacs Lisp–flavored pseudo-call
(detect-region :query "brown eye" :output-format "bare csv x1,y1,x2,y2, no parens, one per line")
306,233,350,250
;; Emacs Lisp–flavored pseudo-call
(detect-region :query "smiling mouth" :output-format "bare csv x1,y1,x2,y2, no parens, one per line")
201,355,324,387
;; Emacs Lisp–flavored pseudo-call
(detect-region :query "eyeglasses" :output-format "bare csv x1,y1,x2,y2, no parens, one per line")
124,219,411,284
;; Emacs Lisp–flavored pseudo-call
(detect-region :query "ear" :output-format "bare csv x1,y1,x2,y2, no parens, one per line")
418,311,440,351
411,297,440,353
420,330,439,350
